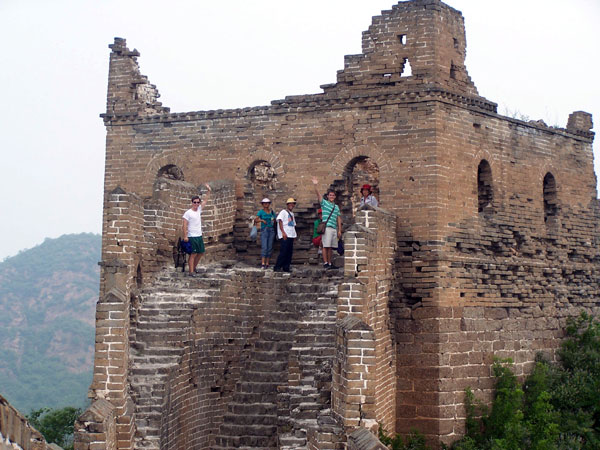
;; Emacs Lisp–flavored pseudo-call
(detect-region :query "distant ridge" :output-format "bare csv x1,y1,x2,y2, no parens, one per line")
0,233,100,413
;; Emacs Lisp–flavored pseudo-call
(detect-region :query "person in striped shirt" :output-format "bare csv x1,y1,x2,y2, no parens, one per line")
312,177,342,269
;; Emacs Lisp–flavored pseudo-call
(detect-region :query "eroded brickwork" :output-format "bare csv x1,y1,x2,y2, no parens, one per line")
79,0,597,449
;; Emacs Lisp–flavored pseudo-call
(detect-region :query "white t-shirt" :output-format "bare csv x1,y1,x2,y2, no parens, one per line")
183,207,203,237
360,195,378,207
276,208,297,239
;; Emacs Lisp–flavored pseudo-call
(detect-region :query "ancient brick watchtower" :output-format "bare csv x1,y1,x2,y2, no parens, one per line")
75,1,598,449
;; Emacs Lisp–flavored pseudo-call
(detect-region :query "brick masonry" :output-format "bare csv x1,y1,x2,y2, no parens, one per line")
77,0,597,448
0,394,54,450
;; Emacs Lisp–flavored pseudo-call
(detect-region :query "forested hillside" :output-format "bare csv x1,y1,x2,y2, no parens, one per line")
0,233,100,413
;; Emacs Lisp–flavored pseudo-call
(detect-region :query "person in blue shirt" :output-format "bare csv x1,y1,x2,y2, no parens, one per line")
255,198,276,269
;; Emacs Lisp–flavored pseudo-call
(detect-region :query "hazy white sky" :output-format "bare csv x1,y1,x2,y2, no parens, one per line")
0,0,598,260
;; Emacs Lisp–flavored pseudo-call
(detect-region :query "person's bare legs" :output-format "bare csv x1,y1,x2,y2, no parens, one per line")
189,253,202,273
323,247,333,265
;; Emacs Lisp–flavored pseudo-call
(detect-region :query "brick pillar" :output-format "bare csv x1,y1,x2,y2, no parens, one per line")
332,316,377,430
335,206,397,434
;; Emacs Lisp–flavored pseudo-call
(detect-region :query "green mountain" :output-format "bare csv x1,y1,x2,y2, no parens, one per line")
0,233,101,413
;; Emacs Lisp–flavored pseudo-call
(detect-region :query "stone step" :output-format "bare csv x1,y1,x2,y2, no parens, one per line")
240,370,287,383
223,413,278,426
279,433,308,447
248,360,288,372
234,381,279,394
213,433,277,448
216,423,277,437
232,391,278,404
130,364,173,376
131,356,180,367
134,330,187,342
249,350,291,362
135,320,190,330
227,402,277,416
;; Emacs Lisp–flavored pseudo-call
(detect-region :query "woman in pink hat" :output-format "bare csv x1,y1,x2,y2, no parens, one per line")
255,198,276,269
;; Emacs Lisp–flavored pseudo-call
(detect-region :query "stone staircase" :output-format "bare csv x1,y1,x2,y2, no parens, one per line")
129,263,343,450
214,267,343,450
129,267,229,450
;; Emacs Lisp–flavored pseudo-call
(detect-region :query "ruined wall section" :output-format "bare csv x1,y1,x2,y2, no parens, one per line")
391,100,598,446
324,0,479,98
104,38,169,118
436,107,598,307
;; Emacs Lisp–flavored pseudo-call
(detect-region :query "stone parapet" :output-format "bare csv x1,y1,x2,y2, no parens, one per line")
0,394,50,450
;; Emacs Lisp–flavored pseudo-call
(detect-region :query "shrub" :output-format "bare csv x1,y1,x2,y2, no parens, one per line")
451,312,599,450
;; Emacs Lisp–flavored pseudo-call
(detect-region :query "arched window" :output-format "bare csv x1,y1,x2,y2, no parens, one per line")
248,160,276,190
477,160,493,213
543,172,557,227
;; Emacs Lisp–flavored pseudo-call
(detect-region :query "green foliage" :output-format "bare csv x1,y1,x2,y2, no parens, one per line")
378,425,430,450
27,406,82,450
451,313,600,450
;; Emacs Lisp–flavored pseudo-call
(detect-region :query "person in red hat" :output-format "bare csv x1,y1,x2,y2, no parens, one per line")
359,184,378,207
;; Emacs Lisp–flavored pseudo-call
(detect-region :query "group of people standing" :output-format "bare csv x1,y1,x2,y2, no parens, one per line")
180,180,378,275
255,196,297,272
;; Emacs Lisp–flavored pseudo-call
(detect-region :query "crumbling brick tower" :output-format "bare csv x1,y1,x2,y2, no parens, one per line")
76,0,598,449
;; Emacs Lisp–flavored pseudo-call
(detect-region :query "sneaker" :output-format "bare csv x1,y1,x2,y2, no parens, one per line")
261,264,266,270
327,264,337,270
323,263,330,269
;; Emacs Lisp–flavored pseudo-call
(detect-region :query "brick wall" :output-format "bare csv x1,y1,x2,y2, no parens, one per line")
84,0,598,448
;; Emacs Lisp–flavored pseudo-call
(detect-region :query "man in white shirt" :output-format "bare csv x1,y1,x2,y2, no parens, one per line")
182,183,211,274
273,198,297,273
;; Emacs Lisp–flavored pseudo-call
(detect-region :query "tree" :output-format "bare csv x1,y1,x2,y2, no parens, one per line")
27,406,82,450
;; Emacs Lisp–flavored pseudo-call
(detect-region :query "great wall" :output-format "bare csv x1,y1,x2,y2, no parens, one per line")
69,0,598,449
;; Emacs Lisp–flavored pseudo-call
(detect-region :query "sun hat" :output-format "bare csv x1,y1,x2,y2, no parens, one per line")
261,198,271,203
286,197,297,204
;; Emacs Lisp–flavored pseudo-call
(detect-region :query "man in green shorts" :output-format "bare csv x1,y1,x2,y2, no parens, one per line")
182,183,211,274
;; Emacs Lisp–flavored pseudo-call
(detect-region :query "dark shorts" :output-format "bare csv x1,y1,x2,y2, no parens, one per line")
189,236,205,254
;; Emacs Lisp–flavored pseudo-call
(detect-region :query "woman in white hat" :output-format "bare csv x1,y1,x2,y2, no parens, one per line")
255,198,276,269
